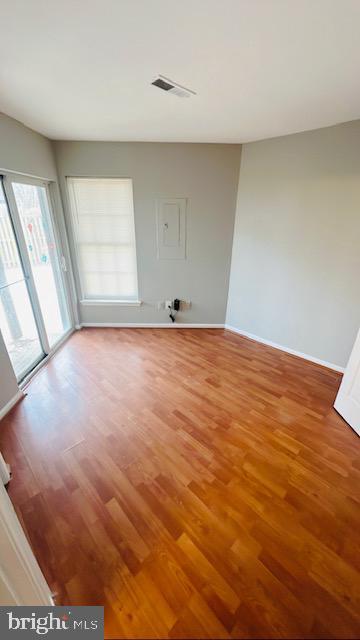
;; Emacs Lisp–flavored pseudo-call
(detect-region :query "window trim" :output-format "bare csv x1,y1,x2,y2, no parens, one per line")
79,299,142,306
66,176,140,305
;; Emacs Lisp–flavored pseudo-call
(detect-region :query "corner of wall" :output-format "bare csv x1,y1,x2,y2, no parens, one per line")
225,143,245,326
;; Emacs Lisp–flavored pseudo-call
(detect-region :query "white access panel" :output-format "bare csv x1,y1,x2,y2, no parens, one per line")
156,198,186,259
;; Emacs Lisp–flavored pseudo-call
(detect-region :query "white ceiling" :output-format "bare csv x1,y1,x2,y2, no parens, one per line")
1,0,360,142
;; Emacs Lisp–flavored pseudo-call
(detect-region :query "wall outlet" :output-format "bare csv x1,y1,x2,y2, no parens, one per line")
181,300,192,310
158,299,191,311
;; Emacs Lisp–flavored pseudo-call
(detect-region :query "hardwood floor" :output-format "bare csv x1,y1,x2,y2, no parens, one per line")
1,328,359,639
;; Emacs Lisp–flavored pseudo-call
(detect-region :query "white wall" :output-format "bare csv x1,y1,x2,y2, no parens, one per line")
226,120,360,368
54,141,241,325
0,113,65,413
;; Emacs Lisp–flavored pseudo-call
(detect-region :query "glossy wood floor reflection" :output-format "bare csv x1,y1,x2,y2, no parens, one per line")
1,328,360,639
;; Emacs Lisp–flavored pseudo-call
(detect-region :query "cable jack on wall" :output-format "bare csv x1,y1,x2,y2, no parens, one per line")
167,299,180,322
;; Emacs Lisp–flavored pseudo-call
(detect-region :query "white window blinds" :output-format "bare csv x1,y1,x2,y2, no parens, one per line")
67,178,138,301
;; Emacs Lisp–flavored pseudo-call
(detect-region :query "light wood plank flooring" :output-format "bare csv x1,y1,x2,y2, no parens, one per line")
0,328,359,639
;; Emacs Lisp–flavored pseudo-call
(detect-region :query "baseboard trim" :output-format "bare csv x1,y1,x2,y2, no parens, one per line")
0,390,25,422
80,323,225,329
224,325,345,373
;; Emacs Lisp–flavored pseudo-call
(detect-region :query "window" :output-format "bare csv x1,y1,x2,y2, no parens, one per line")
67,178,139,302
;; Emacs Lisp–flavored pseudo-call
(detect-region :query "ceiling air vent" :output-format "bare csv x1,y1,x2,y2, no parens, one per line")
151,75,196,98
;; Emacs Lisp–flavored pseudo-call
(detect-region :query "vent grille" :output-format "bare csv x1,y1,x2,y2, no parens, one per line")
151,75,196,98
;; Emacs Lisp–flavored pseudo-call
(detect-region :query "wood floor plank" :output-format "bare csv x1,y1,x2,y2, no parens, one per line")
1,327,360,639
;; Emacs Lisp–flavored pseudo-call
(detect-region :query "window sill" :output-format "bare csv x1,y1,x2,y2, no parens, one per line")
80,299,142,307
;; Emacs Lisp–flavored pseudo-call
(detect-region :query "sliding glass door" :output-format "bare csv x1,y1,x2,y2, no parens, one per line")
0,181,44,379
12,182,71,347
0,175,72,381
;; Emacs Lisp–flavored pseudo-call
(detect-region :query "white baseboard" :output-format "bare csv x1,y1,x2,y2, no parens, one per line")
224,324,345,373
0,390,25,422
71,322,345,373
80,323,225,329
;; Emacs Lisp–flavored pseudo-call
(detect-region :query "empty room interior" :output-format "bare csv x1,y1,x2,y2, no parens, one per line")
0,1,360,638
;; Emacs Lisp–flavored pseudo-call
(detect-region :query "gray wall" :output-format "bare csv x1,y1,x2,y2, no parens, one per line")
226,120,360,368
0,113,61,413
2,110,360,414
0,112,57,180
54,141,241,325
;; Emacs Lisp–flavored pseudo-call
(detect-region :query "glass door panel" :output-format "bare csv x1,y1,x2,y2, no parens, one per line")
12,182,71,348
0,181,44,380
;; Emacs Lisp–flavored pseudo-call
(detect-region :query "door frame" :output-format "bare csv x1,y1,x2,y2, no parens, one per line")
0,175,46,380
0,479,53,605
2,175,51,357
1,172,75,381
334,327,360,436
